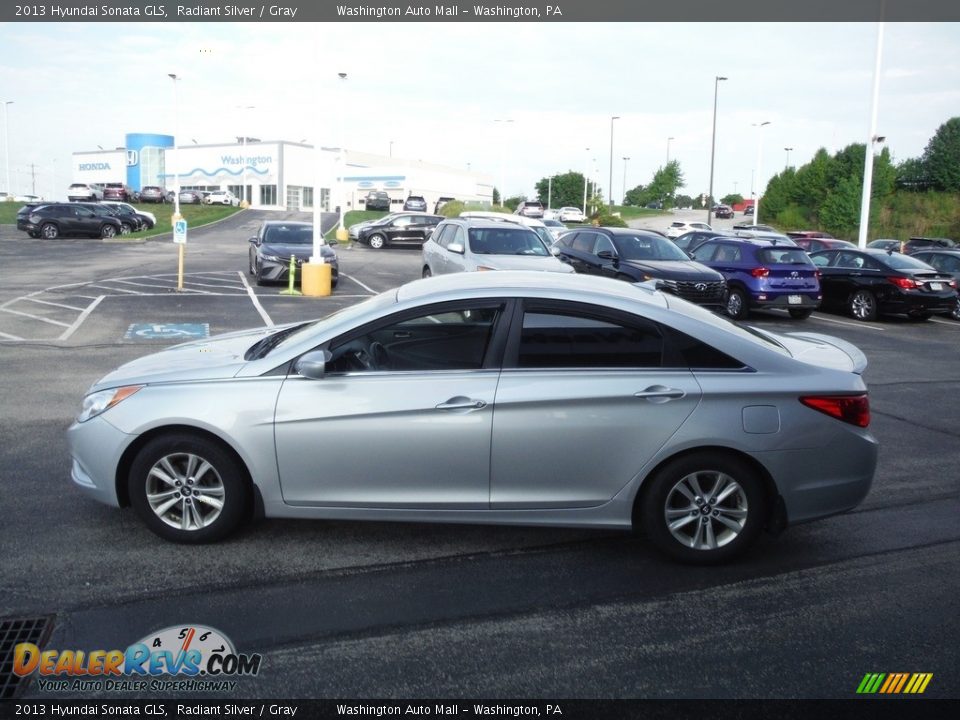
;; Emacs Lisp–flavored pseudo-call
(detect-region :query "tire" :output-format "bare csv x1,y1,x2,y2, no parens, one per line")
788,308,812,319
422,266,432,279
28,231,39,238
120,222,132,235
849,289,878,321
40,223,59,240
101,224,117,239
725,288,749,320
128,433,248,544
951,299,960,322
639,452,766,564
907,310,931,321
368,233,386,250
249,254,256,276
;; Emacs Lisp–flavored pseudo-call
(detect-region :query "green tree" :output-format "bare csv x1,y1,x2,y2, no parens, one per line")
923,117,960,192
674,194,694,209
535,172,588,210
504,195,525,211
623,184,645,206
896,157,931,191
721,193,743,206
492,187,500,205
645,160,685,207
819,175,863,235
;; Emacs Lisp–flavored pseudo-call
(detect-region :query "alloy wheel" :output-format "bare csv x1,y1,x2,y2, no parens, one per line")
663,471,749,550
145,452,226,532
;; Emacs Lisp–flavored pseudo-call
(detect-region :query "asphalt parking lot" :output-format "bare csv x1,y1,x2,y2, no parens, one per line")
1,210,958,700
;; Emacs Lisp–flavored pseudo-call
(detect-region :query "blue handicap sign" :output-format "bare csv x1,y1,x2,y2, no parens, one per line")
125,323,209,341
173,219,188,244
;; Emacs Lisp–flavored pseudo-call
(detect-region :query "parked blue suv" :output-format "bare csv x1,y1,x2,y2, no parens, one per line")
690,237,821,319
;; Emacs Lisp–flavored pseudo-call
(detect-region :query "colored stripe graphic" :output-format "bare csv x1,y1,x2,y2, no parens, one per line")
857,673,932,694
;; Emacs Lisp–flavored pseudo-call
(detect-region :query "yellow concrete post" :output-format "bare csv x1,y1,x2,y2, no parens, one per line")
301,261,332,297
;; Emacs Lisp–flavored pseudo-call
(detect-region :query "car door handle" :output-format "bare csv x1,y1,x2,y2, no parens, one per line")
634,386,686,402
435,397,487,411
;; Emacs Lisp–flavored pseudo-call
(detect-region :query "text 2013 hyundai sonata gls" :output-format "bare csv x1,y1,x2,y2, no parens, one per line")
68,272,878,563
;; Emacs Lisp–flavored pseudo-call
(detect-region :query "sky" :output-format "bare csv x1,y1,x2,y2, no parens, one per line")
1,21,959,202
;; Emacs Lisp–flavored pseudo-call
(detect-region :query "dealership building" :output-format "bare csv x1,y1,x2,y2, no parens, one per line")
72,133,495,212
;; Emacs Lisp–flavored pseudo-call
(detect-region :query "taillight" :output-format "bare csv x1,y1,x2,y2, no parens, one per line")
887,276,917,290
800,395,870,428
751,267,770,278
949,279,957,288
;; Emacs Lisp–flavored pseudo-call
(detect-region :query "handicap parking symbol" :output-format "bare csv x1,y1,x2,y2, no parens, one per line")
124,323,209,341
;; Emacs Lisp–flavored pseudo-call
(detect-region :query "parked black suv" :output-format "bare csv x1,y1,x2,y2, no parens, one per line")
17,203,122,239
553,227,728,308
364,191,391,211
904,237,957,254
358,213,444,250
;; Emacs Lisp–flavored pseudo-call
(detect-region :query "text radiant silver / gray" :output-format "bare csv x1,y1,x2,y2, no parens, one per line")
68,272,878,563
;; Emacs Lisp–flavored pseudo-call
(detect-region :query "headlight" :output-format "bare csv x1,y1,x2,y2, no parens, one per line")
261,253,282,262
77,385,143,423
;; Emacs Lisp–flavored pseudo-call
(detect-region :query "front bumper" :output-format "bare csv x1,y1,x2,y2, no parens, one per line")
260,257,339,283
67,416,134,508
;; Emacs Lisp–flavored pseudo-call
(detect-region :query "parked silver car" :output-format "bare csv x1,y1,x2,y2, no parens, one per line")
68,272,877,563
421,217,574,277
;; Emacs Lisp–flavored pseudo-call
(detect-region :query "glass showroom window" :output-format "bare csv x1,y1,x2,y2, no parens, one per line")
260,185,278,206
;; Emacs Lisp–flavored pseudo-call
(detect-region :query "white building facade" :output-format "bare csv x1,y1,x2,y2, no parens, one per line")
72,136,494,212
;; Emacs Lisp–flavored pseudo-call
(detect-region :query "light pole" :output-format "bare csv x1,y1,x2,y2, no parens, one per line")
608,115,619,208
784,146,794,169
582,147,590,215
167,75,180,218
389,140,394,158
752,121,771,226
236,105,254,207
706,75,727,222
1,101,13,197
337,72,348,241
666,136,674,165
494,119,513,207
858,19,885,249
621,156,630,206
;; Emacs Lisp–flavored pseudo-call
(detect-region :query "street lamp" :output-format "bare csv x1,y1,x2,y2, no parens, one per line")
167,75,180,218
621,156,630,206
389,140,394,158
666,136,674,165
784,146,794,169
236,105,255,206
337,72,348,240
1,101,13,197
706,75,727,222
582,146,590,215
608,115,620,208
494,119,513,207
752,121,771,226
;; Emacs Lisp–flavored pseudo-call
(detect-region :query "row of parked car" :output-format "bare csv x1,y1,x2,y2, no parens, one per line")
66,183,241,207
16,201,157,239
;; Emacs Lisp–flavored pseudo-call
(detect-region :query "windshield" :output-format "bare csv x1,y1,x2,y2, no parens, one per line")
757,248,814,266
468,227,550,256
263,225,314,244
613,234,690,261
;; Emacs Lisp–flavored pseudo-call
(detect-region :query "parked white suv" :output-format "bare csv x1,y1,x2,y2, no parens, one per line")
665,220,713,238
68,183,103,202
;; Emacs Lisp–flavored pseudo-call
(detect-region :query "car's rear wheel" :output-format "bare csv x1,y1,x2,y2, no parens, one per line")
725,288,749,320
422,266,432,278
128,433,248,543
640,452,765,564
368,233,386,250
788,308,812,319
101,225,117,239
951,299,960,321
849,290,878,321
40,223,59,240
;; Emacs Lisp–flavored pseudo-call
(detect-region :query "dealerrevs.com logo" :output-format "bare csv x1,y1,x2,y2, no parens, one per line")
14,624,261,693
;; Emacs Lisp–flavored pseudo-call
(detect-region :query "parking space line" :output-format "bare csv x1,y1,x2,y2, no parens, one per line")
22,297,87,312
0,329,23,340
238,272,274,327
181,280,245,291
110,278,205,292
340,273,378,295
59,296,105,341
88,284,146,295
0,306,72,327
809,314,886,331
930,318,958,328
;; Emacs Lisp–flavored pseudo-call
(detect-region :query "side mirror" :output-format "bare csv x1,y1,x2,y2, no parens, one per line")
295,349,333,380
248,236,259,245
447,242,465,255
550,246,560,256
597,250,617,261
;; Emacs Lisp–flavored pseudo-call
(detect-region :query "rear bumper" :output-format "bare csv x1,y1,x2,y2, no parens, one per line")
881,292,957,314
751,292,821,310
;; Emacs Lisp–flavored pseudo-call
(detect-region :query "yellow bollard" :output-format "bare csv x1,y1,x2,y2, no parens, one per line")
279,255,303,296
301,260,332,297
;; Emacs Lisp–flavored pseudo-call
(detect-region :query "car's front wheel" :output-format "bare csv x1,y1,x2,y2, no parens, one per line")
128,433,248,543
639,452,766,564
368,233,386,250
120,222,132,235
725,288,749,320
849,290,878,321
951,298,960,322
101,224,117,239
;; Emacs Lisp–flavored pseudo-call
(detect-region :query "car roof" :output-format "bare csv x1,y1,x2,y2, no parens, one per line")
396,270,669,309
460,211,545,228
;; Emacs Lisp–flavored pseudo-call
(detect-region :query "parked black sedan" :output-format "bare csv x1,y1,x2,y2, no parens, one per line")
809,247,957,321
909,249,960,320
358,213,444,250
553,227,727,308
248,221,339,287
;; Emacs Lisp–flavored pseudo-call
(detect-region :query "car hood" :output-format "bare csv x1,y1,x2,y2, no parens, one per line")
776,332,868,374
621,259,723,282
89,325,290,391
477,256,575,273
262,242,335,261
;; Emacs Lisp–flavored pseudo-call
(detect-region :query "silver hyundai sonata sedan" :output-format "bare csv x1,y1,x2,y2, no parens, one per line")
68,272,878,563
